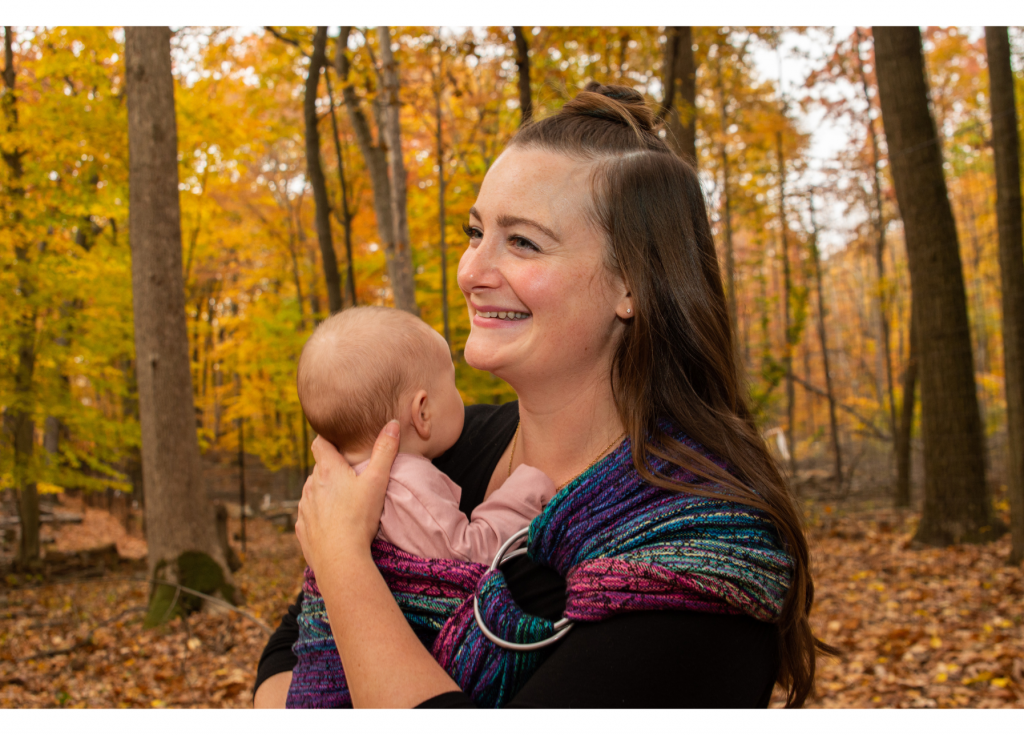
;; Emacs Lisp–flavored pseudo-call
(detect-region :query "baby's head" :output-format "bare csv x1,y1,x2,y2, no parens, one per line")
297,306,464,460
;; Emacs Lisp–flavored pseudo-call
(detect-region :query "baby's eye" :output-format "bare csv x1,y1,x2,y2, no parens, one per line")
462,223,482,241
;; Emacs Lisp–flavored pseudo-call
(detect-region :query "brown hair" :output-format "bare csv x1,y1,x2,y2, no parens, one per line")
296,306,441,452
509,82,834,707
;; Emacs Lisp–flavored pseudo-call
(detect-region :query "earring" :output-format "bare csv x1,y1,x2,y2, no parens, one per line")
626,308,631,314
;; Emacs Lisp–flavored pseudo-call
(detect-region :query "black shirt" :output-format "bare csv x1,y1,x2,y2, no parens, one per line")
255,402,779,707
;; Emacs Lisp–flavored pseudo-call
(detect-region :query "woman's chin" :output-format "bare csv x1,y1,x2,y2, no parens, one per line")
464,338,514,378
463,341,497,372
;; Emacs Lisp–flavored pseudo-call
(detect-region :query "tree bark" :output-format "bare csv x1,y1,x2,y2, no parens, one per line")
125,28,232,606
985,27,1024,564
434,45,451,347
661,27,697,165
3,27,41,570
714,55,739,374
777,131,796,478
854,27,898,443
324,63,356,307
376,26,418,315
809,195,843,491
512,26,533,127
873,26,994,545
895,308,918,509
304,27,343,315
335,29,403,310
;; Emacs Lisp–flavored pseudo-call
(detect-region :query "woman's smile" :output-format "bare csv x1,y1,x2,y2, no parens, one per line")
470,302,533,327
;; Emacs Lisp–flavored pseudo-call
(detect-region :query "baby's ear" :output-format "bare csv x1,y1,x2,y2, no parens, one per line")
409,389,431,440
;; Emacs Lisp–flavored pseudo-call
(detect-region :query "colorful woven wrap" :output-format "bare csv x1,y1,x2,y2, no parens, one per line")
286,427,794,708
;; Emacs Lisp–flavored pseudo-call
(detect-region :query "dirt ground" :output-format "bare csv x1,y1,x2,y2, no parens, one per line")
1,488,1021,708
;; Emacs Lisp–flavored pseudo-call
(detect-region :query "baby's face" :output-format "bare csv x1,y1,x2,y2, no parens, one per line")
426,330,466,454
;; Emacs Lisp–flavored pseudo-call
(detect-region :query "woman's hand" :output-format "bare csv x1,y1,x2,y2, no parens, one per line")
292,419,461,707
295,421,401,574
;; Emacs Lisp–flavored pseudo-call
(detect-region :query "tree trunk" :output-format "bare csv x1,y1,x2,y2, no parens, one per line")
854,27,898,443
304,27,343,315
985,27,1024,564
661,27,697,165
376,26,418,315
237,417,246,554
434,47,451,347
324,63,357,307
895,308,918,509
873,26,994,545
809,195,843,491
512,26,533,127
777,130,796,478
714,56,739,374
284,209,307,330
335,29,402,309
3,27,41,570
125,27,234,621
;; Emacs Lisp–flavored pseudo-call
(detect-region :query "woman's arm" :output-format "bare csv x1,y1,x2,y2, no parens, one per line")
295,424,462,708
253,671,292,709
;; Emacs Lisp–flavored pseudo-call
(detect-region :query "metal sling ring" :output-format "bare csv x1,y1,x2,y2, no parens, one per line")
472,526,574,651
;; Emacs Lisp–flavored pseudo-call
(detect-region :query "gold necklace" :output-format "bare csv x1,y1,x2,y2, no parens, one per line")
508,422,626,491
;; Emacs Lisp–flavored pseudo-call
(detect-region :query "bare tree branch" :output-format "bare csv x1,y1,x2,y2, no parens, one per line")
264,26,305,55
787,371,891,442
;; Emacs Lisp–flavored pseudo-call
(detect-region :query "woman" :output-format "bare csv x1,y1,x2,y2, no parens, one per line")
254,83,828,708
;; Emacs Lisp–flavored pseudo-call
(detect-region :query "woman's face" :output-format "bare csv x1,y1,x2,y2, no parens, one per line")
457,146,632,390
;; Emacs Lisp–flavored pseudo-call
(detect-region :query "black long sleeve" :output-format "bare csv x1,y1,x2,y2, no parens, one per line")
417,610,778,708
253,592,303,693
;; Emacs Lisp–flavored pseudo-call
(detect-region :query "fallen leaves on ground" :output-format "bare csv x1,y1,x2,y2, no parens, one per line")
2,503,1022,708
1,512,305,709
50,504,148,560
770,506,1024,708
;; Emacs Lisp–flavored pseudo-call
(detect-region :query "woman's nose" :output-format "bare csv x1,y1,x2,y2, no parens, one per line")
457,238,501,292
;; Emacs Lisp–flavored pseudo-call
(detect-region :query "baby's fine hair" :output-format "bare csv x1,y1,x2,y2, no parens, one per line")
296,306,444,452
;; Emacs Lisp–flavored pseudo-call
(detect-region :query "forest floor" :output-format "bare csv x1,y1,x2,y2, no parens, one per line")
1,492,1022,708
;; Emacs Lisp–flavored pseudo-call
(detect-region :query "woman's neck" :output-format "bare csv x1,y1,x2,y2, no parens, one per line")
509,364,624,489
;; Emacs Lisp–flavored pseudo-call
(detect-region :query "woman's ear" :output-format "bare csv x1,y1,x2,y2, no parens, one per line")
615,291,634,320
409,389,431,441
608,268,633,320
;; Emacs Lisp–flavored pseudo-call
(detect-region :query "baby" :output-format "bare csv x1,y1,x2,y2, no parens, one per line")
295,306,554,563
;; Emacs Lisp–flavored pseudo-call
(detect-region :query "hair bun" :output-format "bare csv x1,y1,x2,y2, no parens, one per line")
564,82,656,135
582,81,646,106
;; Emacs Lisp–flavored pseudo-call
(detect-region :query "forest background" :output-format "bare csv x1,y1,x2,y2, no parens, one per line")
1,24,1024,709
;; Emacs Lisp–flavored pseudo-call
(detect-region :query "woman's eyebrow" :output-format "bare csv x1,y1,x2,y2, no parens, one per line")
469,206,561,243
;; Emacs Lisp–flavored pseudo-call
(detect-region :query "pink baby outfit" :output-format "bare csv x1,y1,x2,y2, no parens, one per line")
352,453,555,564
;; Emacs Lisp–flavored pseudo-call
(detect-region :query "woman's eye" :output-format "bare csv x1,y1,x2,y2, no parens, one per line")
462,223,482,241
510,236,539,252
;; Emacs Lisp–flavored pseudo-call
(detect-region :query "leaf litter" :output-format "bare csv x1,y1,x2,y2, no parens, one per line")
2,502,1022,708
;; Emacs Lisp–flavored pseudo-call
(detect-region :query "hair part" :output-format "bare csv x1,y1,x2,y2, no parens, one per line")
296,306,443,452
507,82,835,707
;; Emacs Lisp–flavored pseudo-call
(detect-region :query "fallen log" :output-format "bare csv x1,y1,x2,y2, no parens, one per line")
0,512,84,529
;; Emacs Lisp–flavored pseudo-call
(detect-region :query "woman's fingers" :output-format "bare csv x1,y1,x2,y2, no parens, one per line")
308,435,356,489
310,434,351,469
361,421,401,492
295,421,400,569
